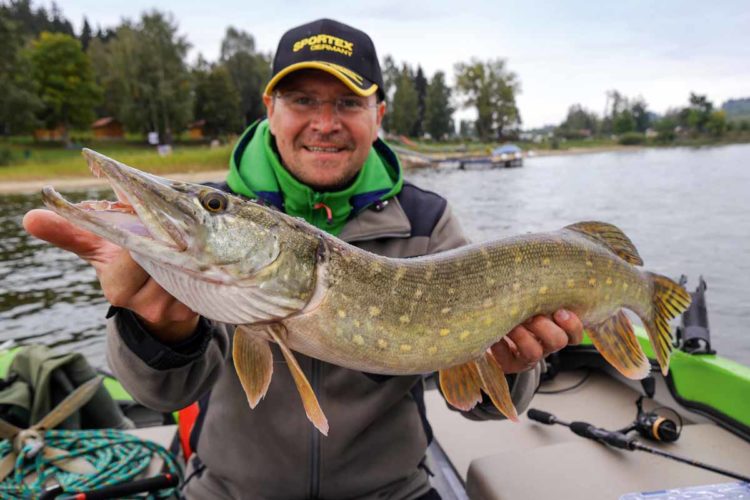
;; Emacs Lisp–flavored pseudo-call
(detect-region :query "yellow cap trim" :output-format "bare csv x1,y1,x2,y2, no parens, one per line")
264,61,378,97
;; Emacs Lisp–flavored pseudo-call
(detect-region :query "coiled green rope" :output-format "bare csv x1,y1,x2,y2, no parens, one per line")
0,428,182,499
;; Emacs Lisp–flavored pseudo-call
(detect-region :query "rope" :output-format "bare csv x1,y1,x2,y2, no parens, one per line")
0,428,182,499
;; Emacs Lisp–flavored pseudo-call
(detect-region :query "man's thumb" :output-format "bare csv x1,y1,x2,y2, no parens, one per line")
23,209,104,258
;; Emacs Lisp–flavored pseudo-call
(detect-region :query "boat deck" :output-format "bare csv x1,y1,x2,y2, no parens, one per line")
425,369,750,499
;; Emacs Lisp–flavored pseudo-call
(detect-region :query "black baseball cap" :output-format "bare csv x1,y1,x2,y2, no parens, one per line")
264,19,384,99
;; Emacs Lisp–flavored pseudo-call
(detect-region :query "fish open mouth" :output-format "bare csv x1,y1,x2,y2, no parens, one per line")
41,148,201,258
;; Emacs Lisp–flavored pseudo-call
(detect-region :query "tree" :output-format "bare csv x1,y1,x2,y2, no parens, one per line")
90,11,193,141
80,16,92,51
682,93,713,133
630,98,650,133
612,109,636,134
412,66,427,137
193,64,243,138
423,71,454,140
558,104,598,138
0,0,74,39
454,58,521,141
219,27,271,126
389,66,418,136
379,55,400,132
0,16,41,135
705,110,727,137
29,32,101,139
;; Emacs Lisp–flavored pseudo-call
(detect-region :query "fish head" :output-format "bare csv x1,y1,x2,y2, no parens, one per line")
41,148,287,285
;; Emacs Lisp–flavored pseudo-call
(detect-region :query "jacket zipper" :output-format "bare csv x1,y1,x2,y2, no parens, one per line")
309,358,321,499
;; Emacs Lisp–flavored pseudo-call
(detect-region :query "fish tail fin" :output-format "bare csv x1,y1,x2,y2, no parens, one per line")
640,272,692,375
587,310,650,379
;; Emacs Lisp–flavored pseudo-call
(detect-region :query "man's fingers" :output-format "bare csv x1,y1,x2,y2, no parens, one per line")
553,309,584,345
490,336,531,374
524,315,570,355
508,326,544,363
124,278,194,325
23,209,104,258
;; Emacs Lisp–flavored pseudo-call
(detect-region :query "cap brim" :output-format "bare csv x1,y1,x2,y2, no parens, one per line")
264,61,379,97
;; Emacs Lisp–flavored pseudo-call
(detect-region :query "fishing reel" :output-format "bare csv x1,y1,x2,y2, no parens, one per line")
618,377,683,443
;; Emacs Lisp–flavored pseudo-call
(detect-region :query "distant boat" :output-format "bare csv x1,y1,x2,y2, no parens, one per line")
454,143,524,170
491,143,524,167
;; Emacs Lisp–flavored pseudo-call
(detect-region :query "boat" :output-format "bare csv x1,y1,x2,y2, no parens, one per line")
453,143,524,170
424,276,750,499
1,276,748,499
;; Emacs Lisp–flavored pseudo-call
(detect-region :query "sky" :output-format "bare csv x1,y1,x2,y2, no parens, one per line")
59,0,750,129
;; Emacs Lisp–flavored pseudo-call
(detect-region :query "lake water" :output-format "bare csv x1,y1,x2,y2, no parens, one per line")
1,144,749,368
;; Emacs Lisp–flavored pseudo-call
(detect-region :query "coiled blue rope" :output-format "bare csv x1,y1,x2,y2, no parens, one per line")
0,428,181,499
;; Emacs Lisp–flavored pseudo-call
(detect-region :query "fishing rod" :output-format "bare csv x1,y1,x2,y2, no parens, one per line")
527,408,750,483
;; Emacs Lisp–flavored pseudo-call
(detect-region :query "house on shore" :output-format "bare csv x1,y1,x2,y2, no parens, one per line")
92,117,124,139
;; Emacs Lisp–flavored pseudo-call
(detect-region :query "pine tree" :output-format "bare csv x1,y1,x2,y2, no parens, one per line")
80,17,92,51
424,71,454,140
412,66,427,137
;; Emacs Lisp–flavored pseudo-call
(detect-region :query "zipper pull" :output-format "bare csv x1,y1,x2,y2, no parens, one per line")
313,202,333,225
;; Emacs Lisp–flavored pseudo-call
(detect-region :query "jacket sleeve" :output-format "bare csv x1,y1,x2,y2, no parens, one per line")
106,307,230,412
427,202,542,421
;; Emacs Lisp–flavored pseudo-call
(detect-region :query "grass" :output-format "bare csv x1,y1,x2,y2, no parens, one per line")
0,137,233,182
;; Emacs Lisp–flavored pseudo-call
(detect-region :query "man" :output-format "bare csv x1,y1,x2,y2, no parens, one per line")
24,19,582,499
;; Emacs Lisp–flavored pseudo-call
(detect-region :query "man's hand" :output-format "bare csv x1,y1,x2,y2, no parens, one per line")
491,309,583,374
23,209,199,342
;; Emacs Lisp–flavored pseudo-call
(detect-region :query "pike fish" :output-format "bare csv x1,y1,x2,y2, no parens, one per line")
41,149,691,435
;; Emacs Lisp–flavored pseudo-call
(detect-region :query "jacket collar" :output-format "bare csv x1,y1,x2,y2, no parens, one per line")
339,195,412,243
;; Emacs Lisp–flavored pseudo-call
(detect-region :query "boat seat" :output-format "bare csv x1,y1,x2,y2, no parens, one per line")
465,424,750,499
425,370,750,499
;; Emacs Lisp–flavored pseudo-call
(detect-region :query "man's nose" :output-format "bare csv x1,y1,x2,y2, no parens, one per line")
310,101,342,133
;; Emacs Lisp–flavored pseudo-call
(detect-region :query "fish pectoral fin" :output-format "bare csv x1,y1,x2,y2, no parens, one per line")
439,362,483,411
266,324,329,436
588,310,651,380
233,325,274,409
565,221,643,265
474,351,519,422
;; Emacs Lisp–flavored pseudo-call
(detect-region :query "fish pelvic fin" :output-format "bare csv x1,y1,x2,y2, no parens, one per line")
565,221,643,265
641,273,692,376
588,310,650,380
475,351,519,422
439,362,483,412
266,324,329,436
233,325,274,409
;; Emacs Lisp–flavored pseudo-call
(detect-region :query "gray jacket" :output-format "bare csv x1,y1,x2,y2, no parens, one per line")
107,183,541,500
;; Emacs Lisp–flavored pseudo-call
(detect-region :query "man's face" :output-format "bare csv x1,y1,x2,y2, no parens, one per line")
263,70,385,191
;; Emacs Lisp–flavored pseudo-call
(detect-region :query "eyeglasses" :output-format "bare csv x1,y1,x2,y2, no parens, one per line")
274,91,378,117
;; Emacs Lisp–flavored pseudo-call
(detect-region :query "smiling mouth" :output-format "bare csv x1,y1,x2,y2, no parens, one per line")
304,146,347,153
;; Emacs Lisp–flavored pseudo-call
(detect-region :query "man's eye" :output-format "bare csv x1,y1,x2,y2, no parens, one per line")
339,98,364,109
293,96,315,106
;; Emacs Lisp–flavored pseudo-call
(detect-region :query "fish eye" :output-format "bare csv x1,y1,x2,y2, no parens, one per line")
201,192,228,213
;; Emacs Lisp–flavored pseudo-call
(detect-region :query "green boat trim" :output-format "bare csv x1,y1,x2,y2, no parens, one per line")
579,325,750,439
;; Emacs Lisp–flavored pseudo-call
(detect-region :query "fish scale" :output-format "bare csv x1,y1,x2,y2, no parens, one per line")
41,149,691,435
284,230,650,375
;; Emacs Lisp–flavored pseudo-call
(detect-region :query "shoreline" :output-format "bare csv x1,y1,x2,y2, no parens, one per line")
0,144,662,195
0,169,228,195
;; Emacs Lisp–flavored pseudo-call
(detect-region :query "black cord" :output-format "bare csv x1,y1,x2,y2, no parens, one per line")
537,370,592,394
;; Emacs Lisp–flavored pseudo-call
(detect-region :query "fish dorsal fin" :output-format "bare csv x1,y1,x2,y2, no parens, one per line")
233,325,274,408
474,351,518,422
588,310,651,380
266,324,329,436
565,221,643,265
439,362,483,411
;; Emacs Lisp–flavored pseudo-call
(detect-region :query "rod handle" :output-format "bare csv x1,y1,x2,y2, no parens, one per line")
527,408,556,425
